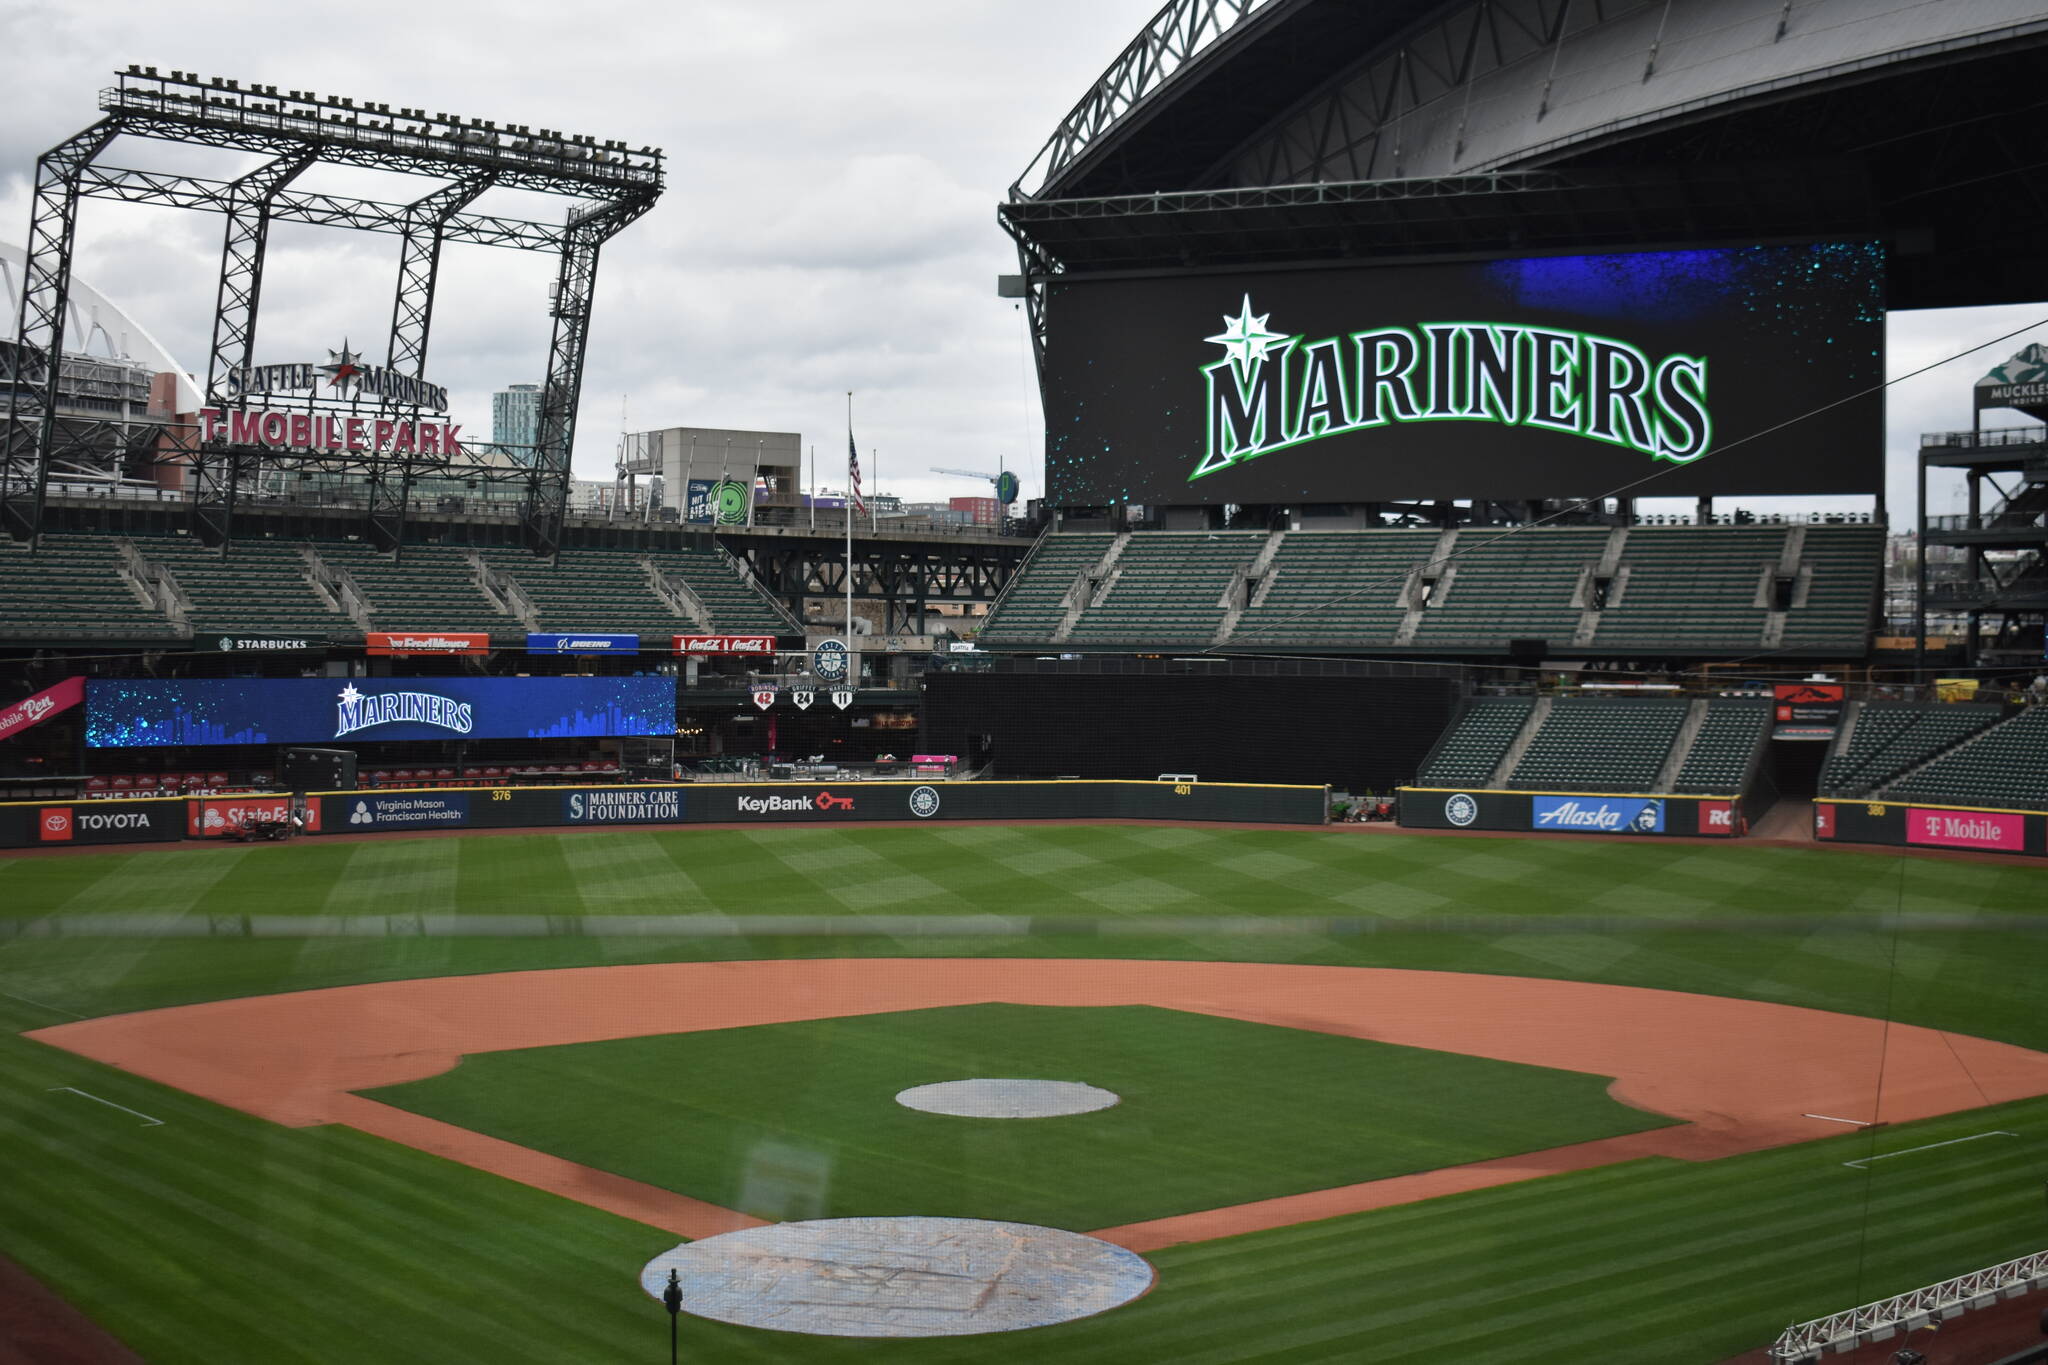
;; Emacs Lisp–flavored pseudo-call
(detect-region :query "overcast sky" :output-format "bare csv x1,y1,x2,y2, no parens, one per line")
3,0,2043,522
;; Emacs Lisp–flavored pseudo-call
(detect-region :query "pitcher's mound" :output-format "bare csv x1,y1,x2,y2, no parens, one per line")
895,1078,1120,1118
639,1216,1154,1337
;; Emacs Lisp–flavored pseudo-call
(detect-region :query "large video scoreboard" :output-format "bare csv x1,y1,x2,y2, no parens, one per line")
1041,241,1884,506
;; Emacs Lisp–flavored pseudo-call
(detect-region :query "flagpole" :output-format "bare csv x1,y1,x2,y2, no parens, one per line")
871,448,878,534
808,444,815,530
845,392,854,647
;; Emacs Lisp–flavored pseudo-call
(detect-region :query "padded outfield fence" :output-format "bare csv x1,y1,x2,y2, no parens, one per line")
1817,798,2048,858
1398,786,1743,839
0,779,1329,848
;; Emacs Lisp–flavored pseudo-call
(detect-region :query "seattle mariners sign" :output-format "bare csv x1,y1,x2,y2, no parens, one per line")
1197,295,1710,483
1041,242,1883,504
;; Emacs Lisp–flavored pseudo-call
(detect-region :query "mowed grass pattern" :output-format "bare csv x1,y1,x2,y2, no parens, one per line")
364,1003,1676,1227
2,825,2046,1363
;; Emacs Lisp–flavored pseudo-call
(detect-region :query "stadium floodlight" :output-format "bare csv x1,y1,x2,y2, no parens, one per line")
2,65,663,557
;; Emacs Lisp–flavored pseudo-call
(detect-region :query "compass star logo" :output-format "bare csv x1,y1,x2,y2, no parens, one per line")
320,342,365,393
1205,295,1291,381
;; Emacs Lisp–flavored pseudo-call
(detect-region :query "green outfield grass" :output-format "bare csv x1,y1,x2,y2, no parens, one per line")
364,1002,1677,1228
2,825,2046,1364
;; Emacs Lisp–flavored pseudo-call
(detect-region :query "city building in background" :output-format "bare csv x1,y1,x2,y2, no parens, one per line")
489,383,543,466
619,426,802,524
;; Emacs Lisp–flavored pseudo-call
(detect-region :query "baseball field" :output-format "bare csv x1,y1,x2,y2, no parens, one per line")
3,822,2046,1363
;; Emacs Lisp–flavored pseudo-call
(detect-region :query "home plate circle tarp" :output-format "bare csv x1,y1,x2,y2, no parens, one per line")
638,1216,1155,1337
895,1078,1121,1118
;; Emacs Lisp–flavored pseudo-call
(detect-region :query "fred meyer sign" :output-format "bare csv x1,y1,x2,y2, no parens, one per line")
367,632,490,656
527,633,638,655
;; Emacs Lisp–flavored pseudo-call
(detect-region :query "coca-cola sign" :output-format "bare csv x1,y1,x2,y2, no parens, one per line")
673,634,775,656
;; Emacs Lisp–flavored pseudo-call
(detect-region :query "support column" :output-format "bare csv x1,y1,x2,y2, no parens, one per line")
191,150,316,551
527,198,652,560
1,119,118,545
370,172,494,556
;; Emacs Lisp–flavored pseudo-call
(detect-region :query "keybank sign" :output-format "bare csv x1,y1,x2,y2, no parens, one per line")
1197,296,1710,483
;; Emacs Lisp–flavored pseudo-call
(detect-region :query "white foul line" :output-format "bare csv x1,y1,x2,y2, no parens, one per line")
47,1087,164,1127
1841,1131,2016,1169
1803,1113,1875,1127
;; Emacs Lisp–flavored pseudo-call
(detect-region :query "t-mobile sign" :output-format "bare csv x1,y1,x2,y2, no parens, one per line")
1906,808,2024,851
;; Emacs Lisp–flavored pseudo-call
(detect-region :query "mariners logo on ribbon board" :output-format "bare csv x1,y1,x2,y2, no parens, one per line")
908,785,942,819
812,638,850,683
1443,793,1479,827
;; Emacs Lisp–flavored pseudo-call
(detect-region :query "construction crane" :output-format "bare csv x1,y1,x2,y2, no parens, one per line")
929,464,1021,505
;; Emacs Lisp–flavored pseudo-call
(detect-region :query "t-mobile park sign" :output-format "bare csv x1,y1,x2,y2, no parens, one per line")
199,408,465,456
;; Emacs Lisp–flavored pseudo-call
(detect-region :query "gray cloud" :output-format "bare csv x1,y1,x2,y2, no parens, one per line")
4,2,2044,519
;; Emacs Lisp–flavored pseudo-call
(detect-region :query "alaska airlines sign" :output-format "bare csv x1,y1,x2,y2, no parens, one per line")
1195,296,1710,483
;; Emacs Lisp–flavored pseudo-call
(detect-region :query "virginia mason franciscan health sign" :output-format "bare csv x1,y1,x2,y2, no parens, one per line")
1041,242,1884,505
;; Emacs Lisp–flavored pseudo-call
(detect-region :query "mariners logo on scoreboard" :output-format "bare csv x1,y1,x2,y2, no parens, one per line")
333,683,474,739
1196,295,1710,482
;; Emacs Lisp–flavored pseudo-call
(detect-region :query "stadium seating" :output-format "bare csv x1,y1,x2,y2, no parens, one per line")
1065,532,1264,645
1505,697,1689,792
138,535,353,640
1409,527,1609,646
316,541,517,636
1879,707,2048,811
1820,703,2003,796
645,547,798,635
483,548,691,638
1590,527,1780,651
975,524,1884,657
1415,696,1534,786
979,533,1116,643
0,534,180,640
1233,530,1438,646
1780,526,1886,651
1672,699,1771,793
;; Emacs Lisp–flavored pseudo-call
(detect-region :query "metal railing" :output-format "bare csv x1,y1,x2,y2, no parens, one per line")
1921,426,2048,449
1768,1249,2048,1361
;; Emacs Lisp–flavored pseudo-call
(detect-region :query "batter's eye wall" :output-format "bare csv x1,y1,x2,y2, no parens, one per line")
1042,242,1884,506
920,673,1457,788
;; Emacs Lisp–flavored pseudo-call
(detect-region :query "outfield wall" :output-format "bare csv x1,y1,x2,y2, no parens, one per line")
1398,787,1742,838
1815,798,2048,857
0,780,1327,849
307,778,1330,834
0,795,187,848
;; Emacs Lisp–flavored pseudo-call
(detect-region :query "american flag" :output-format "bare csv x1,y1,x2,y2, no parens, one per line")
847,431,866,515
